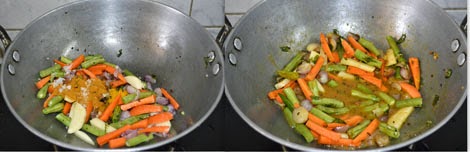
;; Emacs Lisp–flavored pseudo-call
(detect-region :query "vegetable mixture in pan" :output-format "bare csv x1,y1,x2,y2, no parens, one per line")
35,54,181,148
268,31,422,148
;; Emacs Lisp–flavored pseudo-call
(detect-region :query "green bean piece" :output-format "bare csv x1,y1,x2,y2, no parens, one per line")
310,107,335,123
311,98,344,108
359,100,375,107
283,108,296,128
48,96,64,107
109,114,149,129
277,70,299,80
42,103,64,114
112,106,122,123
372,103,389,117
39,64,61,78
139,91,154,99
52,71,65,78
316,105,349,115
386,36,405,63
347,119,371,138
123,94,137,104
354,50,382,68
358,37,381,56
60,56,73,64
362,103,379,112
377,92,396,106
395,67,402,79
379,122,400,138
282,52,305,72
81,58,105,69
84,54,103,61
327,80,339,87
357,84,373,94
351,89,380,101
326,64,347,72
395,98,423,108
126,134,154,147
37,84,50,99
162,105,169,111
337,43,345,59
280,93,294,111
308,80,320,97
295,124,315,142
123,69,135,76
103,62,116,68
55,113,105,136
283,88,300,108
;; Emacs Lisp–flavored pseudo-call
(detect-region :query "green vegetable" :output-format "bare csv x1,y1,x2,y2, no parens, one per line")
358,37,381,56
280,94,294,111
327,80,339,87
326,64,347,72
372,103,389,117
81,58,105,69
39,64,61,78
379,122,400,138
60,56,73,64
295,124,315,142
283,88,300,108
109,114,149,129
354,50,382,68
104,62,116,68
386,36,405,63
351,89,380,101
139,91,154,99
310,107,335,123
387,106,414,130
283,108,295,128
359,100,375,107
362,103,379,112
395,98,423,108
111,106,122,123
55,113,105,136
315,105,349,115
357,84,373,94
37,84,50,99
123,69,135,76
377,92,396,106
48,96,64,107
280,46,291,52
395,67,402,79
123,94,137,104
282,52,304,72
347,119,371,138
42,102,64,114
126,134,154,147
308,80,320,97
277,70,299,80
84,54,103,61
311,98,344,108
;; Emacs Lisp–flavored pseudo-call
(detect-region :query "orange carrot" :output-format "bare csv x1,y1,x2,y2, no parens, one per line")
108,137,126,149
96,124,131,146
380,59,387,82
305,56,325,81
120,95,156,111
268,89,284,100
353,118,379,144
63,102,72,114
327,123,346,129
47,85,55,94
275,95,283,104
327,73,341,81
343,115,364,126
89,68,104,76
100,93,121,122
308,113,327,127
105,66,126,82
409,57,420,90
310,130,320,139
347,35,368,53
85,100,93,122
148,112,173,125
69,54,85,70
346,66,374,76
332,52,340,63
306,120,341,141
82,69,96,79
36,76,51,89
87,64,107,71
138,126,170,134
110,80,127,88
54,59,66,67
320,33,337,63
297,78,313,100
318,136,360,147
339,113,351,120
293,102,300,108
399,82,421,98
129,104,163,116
43,94,55,108
341,39,355,58
161,88,180,110
130,119,148,129
358,75,384,90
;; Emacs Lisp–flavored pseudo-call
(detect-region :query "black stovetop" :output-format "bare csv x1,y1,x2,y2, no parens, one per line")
0,95,466,151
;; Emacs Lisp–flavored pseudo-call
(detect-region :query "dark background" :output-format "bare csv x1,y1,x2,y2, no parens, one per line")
0,95,466,151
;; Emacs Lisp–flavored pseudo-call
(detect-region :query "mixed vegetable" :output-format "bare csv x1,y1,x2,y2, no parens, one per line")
268,31,422,148
35,54,181,148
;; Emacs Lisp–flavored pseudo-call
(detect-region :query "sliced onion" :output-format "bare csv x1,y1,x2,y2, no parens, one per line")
379,115,389,122
400,68,410,80
122,129,138,139
391,94,400,100
113,66,122,78
146,82,153,90
156,96,169,105
167,105,176,115
318,71,329,84
334,125,350,133
296,62,312,74
126,85,137,94
300,100,312,111
120,111,131,120
144,75,157,83
391,82,401,91
103,72,112,80
154,88,163,97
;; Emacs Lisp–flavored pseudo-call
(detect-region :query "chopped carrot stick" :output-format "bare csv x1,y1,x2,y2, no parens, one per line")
297,78,313,100
343,115,364,126
347,66,374,76
89,68,104,76
69,54,85,70
87,64,107,71
54,59,66,67
320,33,337,63
332,52,340,62
341,39,355,58
137,126,170,134
358,75,387,92
347,35,368,53
308,113,327,127
275,95,283,104
293,102,300,108
399,82,421,98
409,57,420,90
306,120,341,141
100,93,121,122
105,66,126,82
96,124,131,146
120,95,156,111
110,80,127,88
130,119,148,129
36,76,51,89
47,85,54,94
327,73,341,81
268,89,284,100
318,136,360,147
129,104,163,116
353,118,379,144
161,88,180,110
148,112,174,125
327,123,346,129
305,56,325,81
108,137,126,149
82,69,96,79
339,113,351,120
43,94,55,108
85,100,93,122
310,130,320,139
63,102,72,114
380,59,387,82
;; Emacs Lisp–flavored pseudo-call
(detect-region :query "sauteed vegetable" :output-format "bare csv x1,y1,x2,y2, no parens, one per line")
35,54,181,148
268,31,422,148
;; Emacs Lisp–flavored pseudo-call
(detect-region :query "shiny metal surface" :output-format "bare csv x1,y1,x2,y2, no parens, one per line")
1,0,224,151
224,0,466,151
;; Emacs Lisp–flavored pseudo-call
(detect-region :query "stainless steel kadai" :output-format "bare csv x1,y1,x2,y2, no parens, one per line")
0,0,224,150
223,0,466,150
